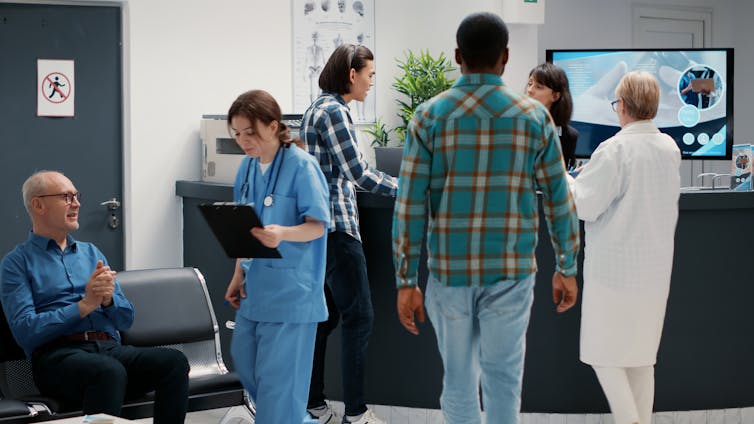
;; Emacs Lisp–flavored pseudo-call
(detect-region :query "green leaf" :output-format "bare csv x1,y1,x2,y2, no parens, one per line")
392,49,456,130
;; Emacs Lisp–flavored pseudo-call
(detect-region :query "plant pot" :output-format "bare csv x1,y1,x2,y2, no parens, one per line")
374,147,403,177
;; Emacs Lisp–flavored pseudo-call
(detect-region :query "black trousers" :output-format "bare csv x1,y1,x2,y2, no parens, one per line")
32,340,189,424
308,231,374,416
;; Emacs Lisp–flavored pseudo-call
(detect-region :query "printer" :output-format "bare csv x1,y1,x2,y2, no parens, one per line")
201,114,303,184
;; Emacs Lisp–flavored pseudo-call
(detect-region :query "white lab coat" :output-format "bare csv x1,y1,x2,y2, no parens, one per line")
567,120,681,367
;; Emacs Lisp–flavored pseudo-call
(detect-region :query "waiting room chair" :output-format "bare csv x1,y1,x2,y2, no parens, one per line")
0,267,254,423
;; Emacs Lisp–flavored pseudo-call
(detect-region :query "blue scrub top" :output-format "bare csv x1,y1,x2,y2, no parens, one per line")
232,146,330,323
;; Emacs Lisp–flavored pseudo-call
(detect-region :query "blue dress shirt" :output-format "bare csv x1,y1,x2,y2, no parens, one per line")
0,233,134,357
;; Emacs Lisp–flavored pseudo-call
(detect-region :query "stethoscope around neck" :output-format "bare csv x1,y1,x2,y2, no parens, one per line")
240,146,285,208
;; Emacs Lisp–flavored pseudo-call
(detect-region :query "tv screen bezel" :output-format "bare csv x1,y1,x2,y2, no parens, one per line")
546,47,734,160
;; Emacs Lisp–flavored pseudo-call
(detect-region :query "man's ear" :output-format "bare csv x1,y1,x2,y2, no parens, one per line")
30,197,44,215
455,48,463,66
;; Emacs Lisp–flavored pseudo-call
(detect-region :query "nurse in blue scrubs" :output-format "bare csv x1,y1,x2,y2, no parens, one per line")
224,89,330,424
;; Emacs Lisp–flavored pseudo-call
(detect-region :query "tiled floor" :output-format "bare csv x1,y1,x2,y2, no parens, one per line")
127,403,754,423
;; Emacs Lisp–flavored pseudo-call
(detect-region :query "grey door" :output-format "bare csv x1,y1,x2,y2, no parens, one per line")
0,3,124,269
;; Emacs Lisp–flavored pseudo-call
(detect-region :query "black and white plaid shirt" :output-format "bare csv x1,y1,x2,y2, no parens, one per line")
301,93,397,241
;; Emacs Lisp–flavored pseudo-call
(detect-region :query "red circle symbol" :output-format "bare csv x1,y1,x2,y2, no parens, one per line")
41,72,72,104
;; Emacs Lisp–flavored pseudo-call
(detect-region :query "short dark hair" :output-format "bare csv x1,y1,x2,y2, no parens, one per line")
529,63,573,127
319,43,374,95
456,12,508,70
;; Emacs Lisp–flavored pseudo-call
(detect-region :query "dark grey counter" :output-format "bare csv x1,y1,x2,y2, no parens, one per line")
177,180,754,413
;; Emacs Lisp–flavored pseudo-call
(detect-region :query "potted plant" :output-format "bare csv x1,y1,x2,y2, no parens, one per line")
364,117,392,148
366,50,456,177
392,50,456,142
363,117,401,177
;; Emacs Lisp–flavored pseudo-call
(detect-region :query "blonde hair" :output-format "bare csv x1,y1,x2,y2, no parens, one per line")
615,71,660,120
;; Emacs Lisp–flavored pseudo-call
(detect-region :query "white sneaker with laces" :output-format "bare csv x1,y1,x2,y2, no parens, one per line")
344,408,386,424
308,403,342,424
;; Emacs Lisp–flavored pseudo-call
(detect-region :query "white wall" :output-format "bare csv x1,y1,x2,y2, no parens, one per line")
124,0,541,269
124,0,754,268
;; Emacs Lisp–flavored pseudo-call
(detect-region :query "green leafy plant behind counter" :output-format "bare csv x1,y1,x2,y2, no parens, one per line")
392,50,456,142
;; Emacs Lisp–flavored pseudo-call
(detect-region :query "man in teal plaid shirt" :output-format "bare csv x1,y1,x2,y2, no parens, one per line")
392,12,580,424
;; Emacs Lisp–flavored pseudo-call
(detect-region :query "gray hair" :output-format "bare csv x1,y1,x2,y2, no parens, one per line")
21,170,56,215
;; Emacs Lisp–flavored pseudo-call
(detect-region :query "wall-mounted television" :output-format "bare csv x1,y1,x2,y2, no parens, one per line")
547,48,734,159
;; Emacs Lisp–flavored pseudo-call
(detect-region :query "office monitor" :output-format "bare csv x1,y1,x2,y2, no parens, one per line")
547,48,734,159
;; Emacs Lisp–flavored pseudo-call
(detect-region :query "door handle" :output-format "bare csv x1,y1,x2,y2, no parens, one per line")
100,198,121,211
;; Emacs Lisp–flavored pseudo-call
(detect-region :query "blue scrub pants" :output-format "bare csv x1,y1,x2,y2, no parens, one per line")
231,315,318,424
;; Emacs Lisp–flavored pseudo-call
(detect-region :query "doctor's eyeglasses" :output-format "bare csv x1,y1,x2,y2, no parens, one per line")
610,98,622,112
37,192,81,204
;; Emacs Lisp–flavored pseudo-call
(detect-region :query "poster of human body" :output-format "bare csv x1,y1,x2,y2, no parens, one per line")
293,0,375,123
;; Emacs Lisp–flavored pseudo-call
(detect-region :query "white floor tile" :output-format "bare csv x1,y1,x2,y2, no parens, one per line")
408,406,429,424
550,414,567,424
689,409,708,424
741,407,754,424
710,409,726,424
566,413,587,424
725,408,743,424
584,414,603,424
675,410,692,424
530,412,549,424
132,405,754,424
654,411,674,424
426,408,444,424
389,405,411,424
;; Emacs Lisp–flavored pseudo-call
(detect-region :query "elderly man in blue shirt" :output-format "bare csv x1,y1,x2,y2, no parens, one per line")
0,170,189,423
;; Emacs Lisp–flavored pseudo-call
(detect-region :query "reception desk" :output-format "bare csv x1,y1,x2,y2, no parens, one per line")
177,180,754,413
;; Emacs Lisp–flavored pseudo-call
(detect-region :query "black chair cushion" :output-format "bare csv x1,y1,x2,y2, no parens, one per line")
0,399,32,419
118,268,215,346
188,372,242,395
0,305,26,363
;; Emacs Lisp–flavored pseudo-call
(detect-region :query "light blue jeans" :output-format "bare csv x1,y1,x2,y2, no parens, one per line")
425,274,536,424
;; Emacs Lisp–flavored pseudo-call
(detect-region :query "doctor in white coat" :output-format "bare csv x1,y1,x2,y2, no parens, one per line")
567,71,681,424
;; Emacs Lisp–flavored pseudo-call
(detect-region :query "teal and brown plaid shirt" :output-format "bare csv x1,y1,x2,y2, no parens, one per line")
392,73,579,288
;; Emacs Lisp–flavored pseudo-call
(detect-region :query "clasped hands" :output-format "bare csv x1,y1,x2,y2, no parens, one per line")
79,260,116,316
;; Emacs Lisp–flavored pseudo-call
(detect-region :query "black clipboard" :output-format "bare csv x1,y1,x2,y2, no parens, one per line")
198,203,282,258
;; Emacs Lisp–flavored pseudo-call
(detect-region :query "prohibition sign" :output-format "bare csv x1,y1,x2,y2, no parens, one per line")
42,72,72,104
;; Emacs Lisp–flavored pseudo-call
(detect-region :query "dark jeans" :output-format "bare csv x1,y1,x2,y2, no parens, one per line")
32,340,189,424
308,231,374,417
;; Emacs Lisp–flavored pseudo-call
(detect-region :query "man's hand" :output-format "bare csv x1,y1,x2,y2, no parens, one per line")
92,261,116,307
552,272,578,313
397,286,425,335
79,260,114,316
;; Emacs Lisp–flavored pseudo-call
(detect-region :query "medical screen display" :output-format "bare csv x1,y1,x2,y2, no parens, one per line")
547,49,733,159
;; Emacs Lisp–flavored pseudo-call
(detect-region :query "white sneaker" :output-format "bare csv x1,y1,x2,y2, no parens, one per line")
308,403,343,424
344,408,386,424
